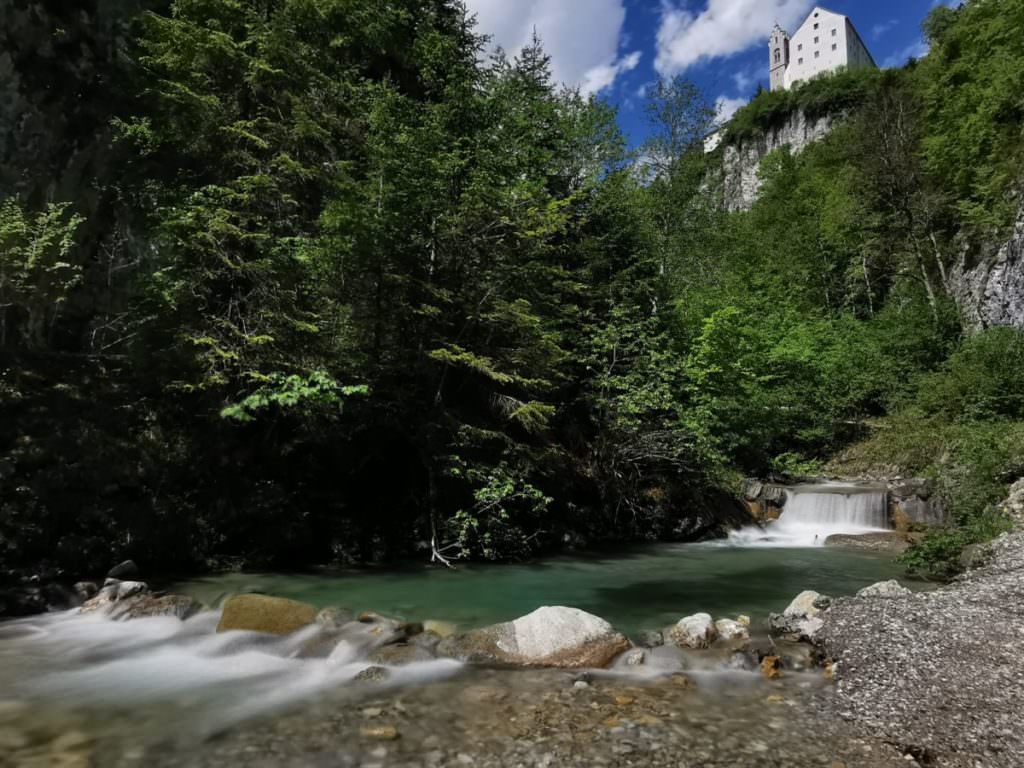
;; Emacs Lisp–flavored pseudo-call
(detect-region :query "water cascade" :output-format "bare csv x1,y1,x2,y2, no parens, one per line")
729,483,890,548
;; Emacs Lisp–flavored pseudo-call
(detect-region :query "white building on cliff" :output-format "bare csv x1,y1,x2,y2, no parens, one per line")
770,6,876,92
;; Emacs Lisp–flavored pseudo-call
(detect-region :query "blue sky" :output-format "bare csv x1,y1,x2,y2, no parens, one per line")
464,0,956,147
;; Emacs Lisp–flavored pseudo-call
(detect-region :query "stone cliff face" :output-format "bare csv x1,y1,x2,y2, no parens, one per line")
948,200,1024,332
718,111,835,212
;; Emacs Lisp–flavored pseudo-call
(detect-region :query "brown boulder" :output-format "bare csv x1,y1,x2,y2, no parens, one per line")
216,594,317,635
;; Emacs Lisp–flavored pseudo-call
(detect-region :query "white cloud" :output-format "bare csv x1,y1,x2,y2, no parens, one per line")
883,39,929,68
872,19,898,40
465,0,641,96
581,51,642,96
715,95,747,123
655,0,815,76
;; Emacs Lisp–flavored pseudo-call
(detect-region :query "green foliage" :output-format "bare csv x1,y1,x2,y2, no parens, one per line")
724,67,880,143
918,0,1024,228
900,510,1013,580
2,0,1023,579
220,372,368,423
916,327,1024,421
0,199,84,350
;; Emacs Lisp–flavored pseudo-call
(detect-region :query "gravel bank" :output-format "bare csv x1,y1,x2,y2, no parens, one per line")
820,522,1024,767
134,669,908,768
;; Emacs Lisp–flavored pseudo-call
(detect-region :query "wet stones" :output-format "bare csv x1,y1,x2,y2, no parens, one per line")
668,613,718,649
216,594,317,635
108,593,204,621
768,590,830,642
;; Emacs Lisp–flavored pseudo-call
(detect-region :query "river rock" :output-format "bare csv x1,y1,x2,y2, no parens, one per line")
768,590,829,641
634,629,664,648
786,591,824,618
79,580,149,614
438,606,630,668
714,618,750,641
668,613,718,649
856,580,911,599
368,643,436,665
73,582,98,602
106,560,139,580
315,606,355,629
216,594,317,635
108,594,204,621
423,620,458,638
959,543,991,570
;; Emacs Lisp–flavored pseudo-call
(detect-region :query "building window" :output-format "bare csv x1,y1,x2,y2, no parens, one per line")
798,57,803,65
814,36,819,44
814,51,820,58
814,22,819,30
832,29,837,36
798,43,803,51
774,48,781,63
832,43,837,51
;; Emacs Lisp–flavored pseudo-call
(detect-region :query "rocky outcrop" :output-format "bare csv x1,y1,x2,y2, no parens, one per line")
438,606,630,668
888,478,947,529
216,594,317,635
717,111,836,212
949,199,1024,332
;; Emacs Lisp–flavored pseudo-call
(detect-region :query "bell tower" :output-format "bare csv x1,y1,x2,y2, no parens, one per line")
769,24,790,92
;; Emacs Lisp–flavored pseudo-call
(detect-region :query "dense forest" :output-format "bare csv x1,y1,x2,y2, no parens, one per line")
1,0,1022,581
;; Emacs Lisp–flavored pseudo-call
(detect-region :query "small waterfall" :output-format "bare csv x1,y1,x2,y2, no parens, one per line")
729,483,890,548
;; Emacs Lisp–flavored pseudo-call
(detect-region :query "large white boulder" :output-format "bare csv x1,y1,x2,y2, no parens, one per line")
438,606,629,668
668,613,718,649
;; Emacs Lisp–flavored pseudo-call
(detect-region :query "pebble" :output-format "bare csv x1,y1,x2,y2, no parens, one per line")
359,726,399,741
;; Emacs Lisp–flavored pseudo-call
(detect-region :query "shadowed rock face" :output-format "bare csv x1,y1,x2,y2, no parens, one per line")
438,606,630,669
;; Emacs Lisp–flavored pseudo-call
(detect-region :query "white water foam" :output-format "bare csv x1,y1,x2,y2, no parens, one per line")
0,609,462,740
728,483,890,548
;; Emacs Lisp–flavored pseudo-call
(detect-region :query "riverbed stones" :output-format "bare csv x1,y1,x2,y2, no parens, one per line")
315,606,354,629
368,643,436,666
438,606,630,668
79,580,148,614
714,618,750,641
216,594,317,635
668,613,718,649
769,590,830,641
634,629,664,648
109,594,204,621
856,580,911,599
824,532,913,553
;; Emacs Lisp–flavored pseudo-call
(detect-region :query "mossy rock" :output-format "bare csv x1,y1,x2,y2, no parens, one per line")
216,594,317,635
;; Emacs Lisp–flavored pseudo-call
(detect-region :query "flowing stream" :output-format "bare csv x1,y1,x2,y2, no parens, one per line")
0,490,914,766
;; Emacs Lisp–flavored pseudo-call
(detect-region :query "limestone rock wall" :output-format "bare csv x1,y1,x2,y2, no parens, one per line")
718,111,836,212
948,200,1024,332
